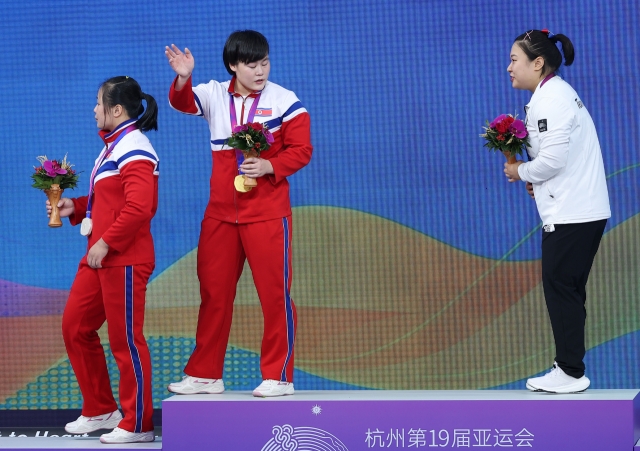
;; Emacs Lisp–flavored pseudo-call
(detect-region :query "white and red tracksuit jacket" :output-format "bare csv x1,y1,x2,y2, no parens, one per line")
69,120,160,263
168,76,312,222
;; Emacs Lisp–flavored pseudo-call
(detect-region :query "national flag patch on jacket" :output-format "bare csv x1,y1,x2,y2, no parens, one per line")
255,108,272,117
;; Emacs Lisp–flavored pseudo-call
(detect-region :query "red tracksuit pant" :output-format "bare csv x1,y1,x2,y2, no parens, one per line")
62,261,154,433
185,215,296,382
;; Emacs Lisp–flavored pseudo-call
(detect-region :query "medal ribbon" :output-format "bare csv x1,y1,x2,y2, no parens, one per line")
86,124,137,218
229,93,261,174
539,72,555,88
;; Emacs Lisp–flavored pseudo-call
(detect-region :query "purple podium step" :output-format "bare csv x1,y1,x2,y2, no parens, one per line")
162,389,640,451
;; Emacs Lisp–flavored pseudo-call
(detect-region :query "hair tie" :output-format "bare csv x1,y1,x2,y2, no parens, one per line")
541,29,564,63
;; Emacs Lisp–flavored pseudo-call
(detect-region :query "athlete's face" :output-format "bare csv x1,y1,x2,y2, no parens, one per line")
230,56,270,96
94,89,116,131
507,44,543,93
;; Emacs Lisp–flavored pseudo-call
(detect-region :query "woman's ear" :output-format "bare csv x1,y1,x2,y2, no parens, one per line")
533,56,545,73
112,104,124,118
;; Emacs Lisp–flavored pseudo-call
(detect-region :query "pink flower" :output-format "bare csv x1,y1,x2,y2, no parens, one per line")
509,119,527,139
232,124,248,133
43,160,67,177
489,114,508,129
262,129,274,144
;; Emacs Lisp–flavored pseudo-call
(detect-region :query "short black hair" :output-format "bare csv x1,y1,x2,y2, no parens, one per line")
222,30,269,76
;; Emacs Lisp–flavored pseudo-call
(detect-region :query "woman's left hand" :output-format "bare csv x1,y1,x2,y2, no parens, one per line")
504,161,523,182
87,238,109,269
240,157,274,178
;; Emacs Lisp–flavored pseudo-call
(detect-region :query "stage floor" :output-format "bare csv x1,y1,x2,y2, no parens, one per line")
164,388,640,401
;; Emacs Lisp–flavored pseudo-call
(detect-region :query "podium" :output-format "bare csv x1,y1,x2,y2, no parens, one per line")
162,389,640,451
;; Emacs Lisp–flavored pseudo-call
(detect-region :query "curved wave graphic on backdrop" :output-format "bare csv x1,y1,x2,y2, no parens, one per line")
143,207,640,389
1,207,639,401
261,424,349,451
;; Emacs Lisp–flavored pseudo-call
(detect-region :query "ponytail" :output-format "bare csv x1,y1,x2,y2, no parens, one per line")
549,34,575,67
138,93,158,132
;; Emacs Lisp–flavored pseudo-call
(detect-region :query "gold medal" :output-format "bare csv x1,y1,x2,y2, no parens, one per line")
234,175,252,192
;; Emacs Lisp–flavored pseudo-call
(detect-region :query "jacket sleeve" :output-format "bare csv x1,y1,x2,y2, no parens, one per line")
168,75,200,115
101,160,157,253
268,112,313,185
69,196,89,226
169,75,212,118
518,97,573,184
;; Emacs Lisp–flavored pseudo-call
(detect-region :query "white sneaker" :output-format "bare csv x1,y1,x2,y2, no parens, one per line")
526,362,590,393
100,427,155,444
167,375,225,394
252,379,295,397
64,410,122,434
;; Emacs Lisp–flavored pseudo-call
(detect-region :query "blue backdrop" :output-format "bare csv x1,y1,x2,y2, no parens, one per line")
1,0,639,409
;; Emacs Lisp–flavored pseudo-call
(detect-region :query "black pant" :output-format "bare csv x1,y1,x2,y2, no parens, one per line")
541,219,607,378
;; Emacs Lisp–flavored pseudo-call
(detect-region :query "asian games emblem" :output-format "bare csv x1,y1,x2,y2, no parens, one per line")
261,424,349,451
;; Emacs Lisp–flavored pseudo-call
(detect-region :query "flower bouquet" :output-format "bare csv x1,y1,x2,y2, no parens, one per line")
225,122,274,192
31,155,79,227
480,114,530,163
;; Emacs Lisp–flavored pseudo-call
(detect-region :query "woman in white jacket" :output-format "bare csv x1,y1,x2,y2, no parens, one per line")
503,29,610,394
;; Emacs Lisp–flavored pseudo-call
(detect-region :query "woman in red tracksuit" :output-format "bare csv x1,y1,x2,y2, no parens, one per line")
164,30,312,398
47,76,159,443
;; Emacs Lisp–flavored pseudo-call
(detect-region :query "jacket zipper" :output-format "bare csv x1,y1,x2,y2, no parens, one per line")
233,95,250,224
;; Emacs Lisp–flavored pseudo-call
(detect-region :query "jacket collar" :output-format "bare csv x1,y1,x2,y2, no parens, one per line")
99,118,138,145
527,74,561,109
228,76,263,98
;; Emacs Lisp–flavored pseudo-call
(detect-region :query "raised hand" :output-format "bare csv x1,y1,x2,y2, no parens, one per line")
165,44,195,78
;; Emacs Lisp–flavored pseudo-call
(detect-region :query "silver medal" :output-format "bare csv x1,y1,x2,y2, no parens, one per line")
80,217,93,236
